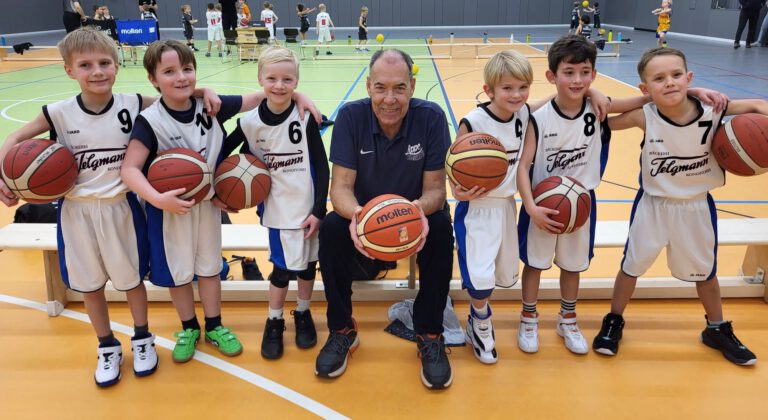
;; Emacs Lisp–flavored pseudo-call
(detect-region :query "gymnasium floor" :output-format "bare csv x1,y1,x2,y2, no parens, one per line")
1,27,768,419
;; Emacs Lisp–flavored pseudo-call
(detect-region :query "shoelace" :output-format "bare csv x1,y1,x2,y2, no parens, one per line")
418,338,447,364
324,331,354,355
266,320,285,338
101,352,117,369
474,319,491,339
720,322,747,349
292,311,311,331
135,344,149,361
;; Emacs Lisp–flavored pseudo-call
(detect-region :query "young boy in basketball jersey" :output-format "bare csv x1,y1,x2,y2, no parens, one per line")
356,6,369,52
593,47,767,365
222,47,329,360
577,15,593,40
260,1,278,44
121,40,320,364
205,3,223,57
569,2,581,34
653,0,672,48
0,28,211,387
182,4,199,52
315,4,335,55
452,50,534,364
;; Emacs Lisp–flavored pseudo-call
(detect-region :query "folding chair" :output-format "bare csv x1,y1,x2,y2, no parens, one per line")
283,28,299,43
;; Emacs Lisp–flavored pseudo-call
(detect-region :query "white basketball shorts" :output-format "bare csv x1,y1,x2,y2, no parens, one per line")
318,27,332,42
268,228,319,272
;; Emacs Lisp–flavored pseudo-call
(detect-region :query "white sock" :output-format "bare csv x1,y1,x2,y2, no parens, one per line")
268,307,283,319
296,298,310,312
472,302,489,319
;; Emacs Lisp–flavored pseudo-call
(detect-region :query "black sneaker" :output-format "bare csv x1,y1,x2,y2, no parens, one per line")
326,50,333,55
261,317,285,360
315,322,359,378
592,313,625,356
416,334,452,390
701,317,757,366
292,309,317,349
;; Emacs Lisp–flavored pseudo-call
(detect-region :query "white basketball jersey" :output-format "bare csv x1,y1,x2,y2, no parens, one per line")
640,100,725,199
238,105,314,229
460,104,529,198
206,11,221,27
316,12,331,28
139,98,225,201
531,98,609,190
44,93,141,199
261,10,276,26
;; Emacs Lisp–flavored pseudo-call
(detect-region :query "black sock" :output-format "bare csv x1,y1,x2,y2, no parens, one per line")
133,324,151,340
205,315,222,332
181,316,201,331
97,332,119,348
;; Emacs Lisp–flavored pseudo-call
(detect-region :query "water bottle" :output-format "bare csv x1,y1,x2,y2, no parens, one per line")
608,30,613,42
449,32,454,43
347,35,352,45
428,34,433,44
526,33,531,44
510,33,514,43
0,36,6,47
482,32,488,43
617,31,622,42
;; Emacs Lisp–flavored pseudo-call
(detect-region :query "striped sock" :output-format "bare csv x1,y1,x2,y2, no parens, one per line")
522,301,537,314
472,302,489,319
560,298,577,314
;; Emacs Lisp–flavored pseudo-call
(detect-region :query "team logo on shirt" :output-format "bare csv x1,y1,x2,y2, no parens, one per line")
73,146,127,172
545,144,588,171
263,150,304,171
405,143,424,161
649,152,711,177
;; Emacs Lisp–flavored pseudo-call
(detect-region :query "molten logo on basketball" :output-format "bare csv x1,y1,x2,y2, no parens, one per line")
398,226,409,243
375,207,414,225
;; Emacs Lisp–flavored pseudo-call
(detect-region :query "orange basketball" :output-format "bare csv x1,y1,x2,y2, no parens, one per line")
712,113,768,176
214,154,271,210
445,132,508,191
533,176,591,234
147,148,212,204
356,194,423,261
1,139,77,203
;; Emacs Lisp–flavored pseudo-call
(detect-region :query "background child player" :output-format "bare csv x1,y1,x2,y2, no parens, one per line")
356,6,369,52
205,3,224,57
453,50,533,364
0,28,162,388
316,4,335,55
569,2,581,34
222,46,330,360
261,1,278,44
181,4,199,51
653,0,672,48
593,47,765,366
121,39,321,364
577,15,593,40
297,3,316,45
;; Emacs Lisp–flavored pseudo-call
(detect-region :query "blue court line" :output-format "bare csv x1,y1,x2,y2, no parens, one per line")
696,76,768,99
425,40,459,135
320,65,367,137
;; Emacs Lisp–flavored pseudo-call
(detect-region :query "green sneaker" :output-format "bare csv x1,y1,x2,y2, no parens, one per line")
172,328,200,363
205,326,243,357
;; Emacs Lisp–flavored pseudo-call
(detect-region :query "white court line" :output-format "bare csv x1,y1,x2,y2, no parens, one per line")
0,294,349,420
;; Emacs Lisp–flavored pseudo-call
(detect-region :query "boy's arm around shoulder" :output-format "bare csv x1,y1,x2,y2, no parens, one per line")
306,117,329,221
724,99,768,117
0,113,51,206
608,108,645,131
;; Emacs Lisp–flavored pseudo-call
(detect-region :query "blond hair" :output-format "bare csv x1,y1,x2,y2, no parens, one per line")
57,27,118,64
361,6,368,12
258,46,300,78
318,3,326,11
484,50,533,89
215,3,222,11
181,4,191,12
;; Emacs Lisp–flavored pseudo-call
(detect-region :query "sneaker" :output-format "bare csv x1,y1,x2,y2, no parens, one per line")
95,343,123,387
354,47,361,51
701,317,757,366
416,334,453,389
556,313,588,354
592,313,625,356
293,309,318,349
205,325,243,357
218,52,223,57
131,334,158,376
363,47,370,52
326,51,333,55
315,321,359,378
517,313,539,353
261,318,285,360
172,328,200,363
734,42,741,49
205,52,211,57
465,306,497,364
192,46,200,52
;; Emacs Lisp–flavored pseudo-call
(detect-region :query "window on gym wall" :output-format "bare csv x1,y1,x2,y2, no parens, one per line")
711,0,741,9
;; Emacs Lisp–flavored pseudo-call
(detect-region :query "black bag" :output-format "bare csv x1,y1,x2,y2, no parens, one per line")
13,203,58,223
350,253,387,280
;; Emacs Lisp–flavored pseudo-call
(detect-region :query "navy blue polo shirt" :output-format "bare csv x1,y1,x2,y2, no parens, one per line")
330,97,450,204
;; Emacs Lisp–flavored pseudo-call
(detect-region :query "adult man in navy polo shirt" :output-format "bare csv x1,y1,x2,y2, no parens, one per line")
315,49,455,390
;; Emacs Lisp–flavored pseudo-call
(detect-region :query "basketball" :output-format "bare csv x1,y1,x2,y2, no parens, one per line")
376,33,384,42
1,139,77,203
533,176,591,234
445,132,508,191
356,194,423,261
582,1,589,7
147,148,212,204
331,33,335,41
712,113,768,176
213,154,271,210
412,63,420,75
240,17,249,26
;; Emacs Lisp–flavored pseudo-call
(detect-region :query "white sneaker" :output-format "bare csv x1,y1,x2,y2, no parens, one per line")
95,344,123,387
518,313,539,353
556,313,589,354
465,307,497,364
132,334,159,376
